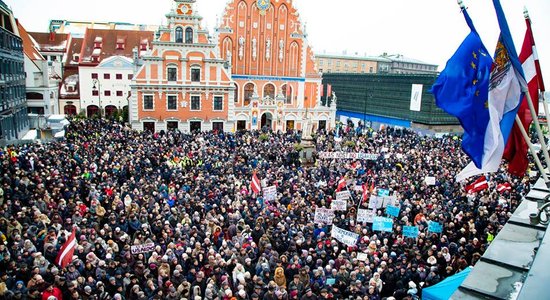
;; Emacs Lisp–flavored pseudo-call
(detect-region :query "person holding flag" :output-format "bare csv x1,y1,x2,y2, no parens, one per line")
251,171,261,195
55,227,77,269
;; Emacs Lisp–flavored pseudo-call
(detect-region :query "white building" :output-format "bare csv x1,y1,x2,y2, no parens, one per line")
79,56,134,117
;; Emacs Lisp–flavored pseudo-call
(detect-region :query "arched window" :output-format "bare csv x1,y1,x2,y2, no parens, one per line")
244,83,255,106
234,83,239,103
185,27,193,44
282,84,292,104
175,27,183,43
263,83,275,99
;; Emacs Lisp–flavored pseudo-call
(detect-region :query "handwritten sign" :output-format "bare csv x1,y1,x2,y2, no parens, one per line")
331,226,359,246
357,252,369,262
318,152,378,160
403,226,419,238
377,188,390,197
386,205,401,218
131,243,155,255
428,221,443,233
425,176,436,186
331,200,347,211
314,208,335,225
372,217,393,232
263,186,277,202
354,185,364,191
357,209,374,223
336,190,351,201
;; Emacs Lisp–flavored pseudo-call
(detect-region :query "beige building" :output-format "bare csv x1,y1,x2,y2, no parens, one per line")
315,52,438,75
315,53,390,74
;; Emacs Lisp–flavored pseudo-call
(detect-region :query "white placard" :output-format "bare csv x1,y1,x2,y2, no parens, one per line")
314,208,335,225
318,152,378,160
357,252,369,261
131,243,155,254
336,191,351,201
331,226,359,246
425,176,436,186
357,209,374,223
331,200,347,211
354,185,364,191
263,186,277,202
410,84,423,112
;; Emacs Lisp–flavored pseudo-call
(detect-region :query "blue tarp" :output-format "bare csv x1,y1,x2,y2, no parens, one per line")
422,267,473,300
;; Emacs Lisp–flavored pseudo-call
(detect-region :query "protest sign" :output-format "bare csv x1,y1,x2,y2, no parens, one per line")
382,195,397,207
357,209,374,223
377,188,390,197
314,208,335,225
372,217,393,232
318,152,378,160
263,186,277,202
354,185,364,191
403,226,419,238
331,200,347,211
131,242,155,255
357,252,369,261
331,226,359,246
428,221,443,233
386,205,401,218
425,176,436,186
336,190,351,201
368,195,380,209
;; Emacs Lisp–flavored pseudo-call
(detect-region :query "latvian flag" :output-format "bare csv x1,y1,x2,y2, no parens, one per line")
251,172,261,194
362,183,369,202
55,227,77,269
465,176,488,194
497,182,512,193
336,176,347,192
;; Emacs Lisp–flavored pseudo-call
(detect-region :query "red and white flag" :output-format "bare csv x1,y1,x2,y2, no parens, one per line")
503,15,544,176
465,176,488,194
336,176,347,192
497,182,512,193
251,172,261,194
327,84,332,97
55,227,77,269
362,183,369,201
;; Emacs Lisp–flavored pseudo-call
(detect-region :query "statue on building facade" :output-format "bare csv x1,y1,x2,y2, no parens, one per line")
279,39,284,62
252,37,257,61
265,38,271,61
238,36,245,60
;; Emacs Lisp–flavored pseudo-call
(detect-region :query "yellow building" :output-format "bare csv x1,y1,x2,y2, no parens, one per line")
315,53,391,74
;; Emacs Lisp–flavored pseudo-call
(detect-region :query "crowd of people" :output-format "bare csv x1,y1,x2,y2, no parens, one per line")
0,119,528,300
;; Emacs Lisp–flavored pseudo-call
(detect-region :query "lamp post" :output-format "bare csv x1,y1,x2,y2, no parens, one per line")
92,79,102,118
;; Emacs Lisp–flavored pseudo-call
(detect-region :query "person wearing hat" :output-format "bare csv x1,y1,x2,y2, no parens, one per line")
301,287,317,300
42,281,63,300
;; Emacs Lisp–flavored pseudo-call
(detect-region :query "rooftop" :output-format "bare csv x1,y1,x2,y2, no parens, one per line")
16,20,45,61
79,28,154,64
28,32,70,52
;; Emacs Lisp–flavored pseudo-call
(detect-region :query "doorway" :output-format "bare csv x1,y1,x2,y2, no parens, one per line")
143,122,155,132
190,121,201,132
286,120,295,131
260,112,273,130
237,120,246,131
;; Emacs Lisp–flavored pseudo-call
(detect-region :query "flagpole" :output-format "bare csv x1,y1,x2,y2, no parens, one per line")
515,115,550,183
524,8,550,135
522,87,550,173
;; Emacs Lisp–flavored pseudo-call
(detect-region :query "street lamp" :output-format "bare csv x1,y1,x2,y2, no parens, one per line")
92,79,102,118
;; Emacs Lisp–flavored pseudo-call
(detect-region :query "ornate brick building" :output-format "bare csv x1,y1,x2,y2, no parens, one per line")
215,0,335,131
130,0,234,132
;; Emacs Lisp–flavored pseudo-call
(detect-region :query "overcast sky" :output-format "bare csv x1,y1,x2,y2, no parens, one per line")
5,0,550,85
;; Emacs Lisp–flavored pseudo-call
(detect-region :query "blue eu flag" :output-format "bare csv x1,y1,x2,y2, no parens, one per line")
431,7,493,168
